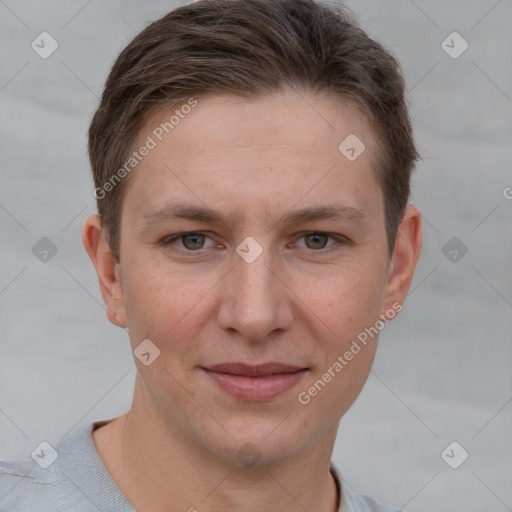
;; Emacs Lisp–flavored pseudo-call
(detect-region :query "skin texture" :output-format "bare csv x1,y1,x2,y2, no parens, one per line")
83,88,422,512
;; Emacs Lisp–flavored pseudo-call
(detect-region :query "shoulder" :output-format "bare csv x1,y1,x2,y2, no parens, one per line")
0,419,133,512
344,488,403,512
330,463,402,512
0,457,85,511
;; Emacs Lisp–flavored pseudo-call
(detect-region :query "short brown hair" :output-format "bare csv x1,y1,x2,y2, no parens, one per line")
88,0,418,262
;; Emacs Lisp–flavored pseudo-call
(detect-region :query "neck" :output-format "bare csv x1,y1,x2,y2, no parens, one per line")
93,380,340,512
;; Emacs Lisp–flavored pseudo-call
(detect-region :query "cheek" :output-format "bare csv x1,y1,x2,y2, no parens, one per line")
122,259,215,351
300,261,386,341
296,280,381,423
122,264,207,396
297,262,386,418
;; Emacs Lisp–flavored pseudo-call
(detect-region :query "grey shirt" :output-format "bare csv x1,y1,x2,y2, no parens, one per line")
0,419,401,511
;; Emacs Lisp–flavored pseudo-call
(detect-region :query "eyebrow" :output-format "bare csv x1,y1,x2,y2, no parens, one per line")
140,202,368,230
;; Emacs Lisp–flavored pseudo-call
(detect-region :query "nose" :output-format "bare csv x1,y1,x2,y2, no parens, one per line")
217,246,294,344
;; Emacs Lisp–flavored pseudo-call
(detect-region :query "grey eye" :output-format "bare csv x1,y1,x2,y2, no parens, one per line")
181,233,206,250
304,233,329,250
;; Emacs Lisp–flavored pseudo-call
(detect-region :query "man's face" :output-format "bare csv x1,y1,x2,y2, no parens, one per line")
114,90,396,465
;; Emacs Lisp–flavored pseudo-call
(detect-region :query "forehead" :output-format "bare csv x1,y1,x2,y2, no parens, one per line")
144,91,374,160
122,90,382,225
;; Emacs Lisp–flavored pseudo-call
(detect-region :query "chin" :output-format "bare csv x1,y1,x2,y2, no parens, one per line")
201,420,308,469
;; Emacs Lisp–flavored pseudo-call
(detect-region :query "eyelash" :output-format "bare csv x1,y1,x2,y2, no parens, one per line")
159,231,349,257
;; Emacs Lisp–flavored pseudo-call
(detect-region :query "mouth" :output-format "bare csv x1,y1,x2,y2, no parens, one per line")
201,362,308,401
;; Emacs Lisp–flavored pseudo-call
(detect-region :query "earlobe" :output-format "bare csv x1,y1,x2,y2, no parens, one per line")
82,214,127,328
382,205,422,315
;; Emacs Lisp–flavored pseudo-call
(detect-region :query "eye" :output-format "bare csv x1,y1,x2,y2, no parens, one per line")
161,232,218,252
293,232,347,254
302,233,330,250
180,233,207,250
161,231,348,257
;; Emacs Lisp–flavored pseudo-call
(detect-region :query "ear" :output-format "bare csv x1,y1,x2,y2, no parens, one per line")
381,205,422,316
82,214,127,328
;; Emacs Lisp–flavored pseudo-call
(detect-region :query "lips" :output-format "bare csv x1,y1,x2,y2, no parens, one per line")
205,362,305,377
201,362,308,401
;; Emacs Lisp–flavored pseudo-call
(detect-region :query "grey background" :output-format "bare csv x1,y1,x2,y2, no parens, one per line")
1,1,511,510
